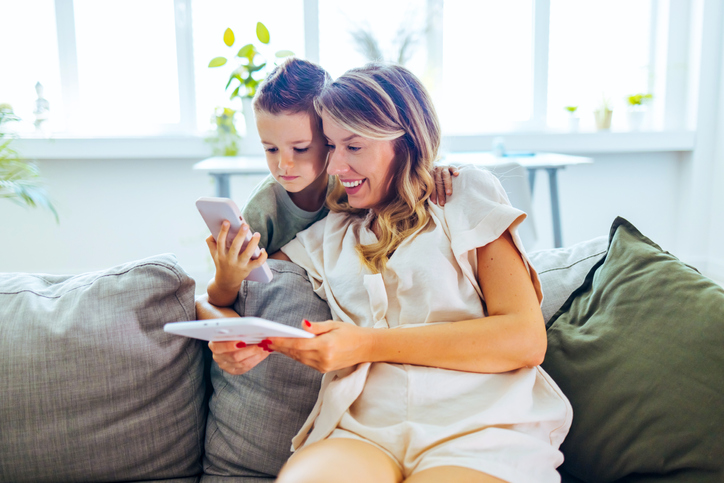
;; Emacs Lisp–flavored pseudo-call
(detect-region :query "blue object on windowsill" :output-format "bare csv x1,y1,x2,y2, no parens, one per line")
503,152,536,157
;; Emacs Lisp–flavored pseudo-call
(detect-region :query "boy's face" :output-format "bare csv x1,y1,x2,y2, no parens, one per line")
256,110,329,194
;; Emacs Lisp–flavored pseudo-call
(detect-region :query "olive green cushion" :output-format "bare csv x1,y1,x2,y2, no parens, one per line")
542,217,724,482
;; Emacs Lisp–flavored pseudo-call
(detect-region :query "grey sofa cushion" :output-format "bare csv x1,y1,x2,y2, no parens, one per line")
529,236,609,325
0,254,205,483
202,259,328,480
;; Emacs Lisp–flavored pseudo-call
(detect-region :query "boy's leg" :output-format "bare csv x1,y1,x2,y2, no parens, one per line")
277,438,403,483
404,466,507,483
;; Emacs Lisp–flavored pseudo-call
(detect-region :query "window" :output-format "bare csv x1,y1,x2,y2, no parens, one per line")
191,0,305,133
441,0,534,134
547,0,653,131
318,0,428,80
72,0,181,135
0,0,63,134
0,0,681,139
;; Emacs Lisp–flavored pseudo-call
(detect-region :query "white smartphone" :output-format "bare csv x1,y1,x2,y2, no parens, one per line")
164,317,315,343
196,196,273,283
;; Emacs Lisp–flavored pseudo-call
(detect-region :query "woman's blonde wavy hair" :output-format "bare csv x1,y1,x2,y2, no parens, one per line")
314,63,441,273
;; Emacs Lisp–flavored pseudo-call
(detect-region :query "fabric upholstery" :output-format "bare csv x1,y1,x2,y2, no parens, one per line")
0,254,204,483
202,259,328,479
529,235,609,324
542,217,724,482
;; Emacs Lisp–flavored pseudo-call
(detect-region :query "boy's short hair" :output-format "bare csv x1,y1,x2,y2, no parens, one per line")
253,58,331,121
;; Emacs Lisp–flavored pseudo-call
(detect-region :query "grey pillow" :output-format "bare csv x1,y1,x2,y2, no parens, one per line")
0,254,205,483
202,259,329,480
529,236,609,324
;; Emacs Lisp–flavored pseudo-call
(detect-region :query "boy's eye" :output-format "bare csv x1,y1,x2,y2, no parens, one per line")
265,147,278,153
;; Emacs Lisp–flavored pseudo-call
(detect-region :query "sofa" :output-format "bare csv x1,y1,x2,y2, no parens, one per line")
1,217,722,483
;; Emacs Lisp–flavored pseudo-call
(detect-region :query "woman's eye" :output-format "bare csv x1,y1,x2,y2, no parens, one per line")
348,146,361,152
326,143,335,150
265,147,278,153
294,147,309,153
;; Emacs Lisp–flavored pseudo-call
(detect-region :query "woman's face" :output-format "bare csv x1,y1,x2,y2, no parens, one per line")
322,111,397,212
256,110,329,194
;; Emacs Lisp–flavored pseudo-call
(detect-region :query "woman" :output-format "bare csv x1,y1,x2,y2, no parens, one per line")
210,63,572,483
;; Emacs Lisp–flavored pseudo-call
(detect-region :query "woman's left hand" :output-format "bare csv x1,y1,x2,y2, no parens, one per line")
268,320,374,373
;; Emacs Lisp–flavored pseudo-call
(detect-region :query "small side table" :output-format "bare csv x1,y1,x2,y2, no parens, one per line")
443,152,593,248
193,156,268,198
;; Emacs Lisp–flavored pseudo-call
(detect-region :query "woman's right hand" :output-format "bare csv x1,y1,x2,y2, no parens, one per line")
208,340,272,376
207,219,268,298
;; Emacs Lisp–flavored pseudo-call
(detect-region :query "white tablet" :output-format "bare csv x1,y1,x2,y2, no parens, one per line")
163,317,315,343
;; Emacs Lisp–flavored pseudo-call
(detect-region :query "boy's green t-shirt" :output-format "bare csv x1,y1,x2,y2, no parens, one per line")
240,174,334,254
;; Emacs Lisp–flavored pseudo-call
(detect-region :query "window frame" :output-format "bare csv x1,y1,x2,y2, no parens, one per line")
35,0,696,155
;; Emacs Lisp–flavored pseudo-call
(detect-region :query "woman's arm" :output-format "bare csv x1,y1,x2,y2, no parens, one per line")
269,230,546,374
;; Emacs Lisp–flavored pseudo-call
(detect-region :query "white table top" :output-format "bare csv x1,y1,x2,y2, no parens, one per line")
193,152,593,175
193,156,268,174
442,152,593,169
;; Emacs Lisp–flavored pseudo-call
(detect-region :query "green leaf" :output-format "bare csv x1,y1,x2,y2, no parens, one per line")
230,86,240,100
223,28,235,47
256,22,270,44
237,43,256,60
208,56,227,67
275,50,294,58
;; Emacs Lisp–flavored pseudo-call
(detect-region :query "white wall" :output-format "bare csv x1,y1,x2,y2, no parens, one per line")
1,157,267,294
528,151,682,254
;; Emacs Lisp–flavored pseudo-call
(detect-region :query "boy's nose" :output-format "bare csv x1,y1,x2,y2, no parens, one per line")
279,153,293,170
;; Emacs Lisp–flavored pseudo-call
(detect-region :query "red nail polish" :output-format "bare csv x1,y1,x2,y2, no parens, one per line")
261,339,272,345
236,341,246,348
303,320,311,328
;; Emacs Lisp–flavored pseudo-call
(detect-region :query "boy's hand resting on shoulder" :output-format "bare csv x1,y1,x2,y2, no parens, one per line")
430,165,460,206
267,320,375,374
206,219,268,306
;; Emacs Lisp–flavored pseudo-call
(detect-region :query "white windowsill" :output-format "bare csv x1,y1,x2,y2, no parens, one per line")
13,130,696,160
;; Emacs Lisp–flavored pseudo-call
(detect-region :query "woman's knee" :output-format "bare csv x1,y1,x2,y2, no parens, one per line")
277,438,402,483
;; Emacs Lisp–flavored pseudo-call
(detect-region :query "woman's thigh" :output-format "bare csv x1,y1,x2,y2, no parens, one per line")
405,466,507,483
276,437,403,483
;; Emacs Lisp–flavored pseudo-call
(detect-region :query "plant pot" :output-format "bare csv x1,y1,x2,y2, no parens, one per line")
239,97,264,155
627,109,646,131
568,115,580,132
594,109,613,130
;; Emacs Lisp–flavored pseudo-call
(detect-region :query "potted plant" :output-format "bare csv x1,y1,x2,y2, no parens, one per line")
626,93,653,131
564,106,580,132
208,22,293,155
0,103,57,221
594,96,613,131
205,107,242,156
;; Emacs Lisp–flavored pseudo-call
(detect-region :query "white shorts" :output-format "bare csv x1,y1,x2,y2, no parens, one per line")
328,362,572,483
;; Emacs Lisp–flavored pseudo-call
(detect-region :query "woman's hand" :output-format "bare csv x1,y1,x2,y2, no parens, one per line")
268,320,375,373
430,165,460,206
208,340,272,376
206,219,268,306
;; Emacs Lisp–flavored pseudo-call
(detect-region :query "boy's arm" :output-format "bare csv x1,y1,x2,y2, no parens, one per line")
196,293,242,319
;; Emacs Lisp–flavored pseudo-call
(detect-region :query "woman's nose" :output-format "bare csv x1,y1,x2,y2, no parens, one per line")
326,150,348,175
